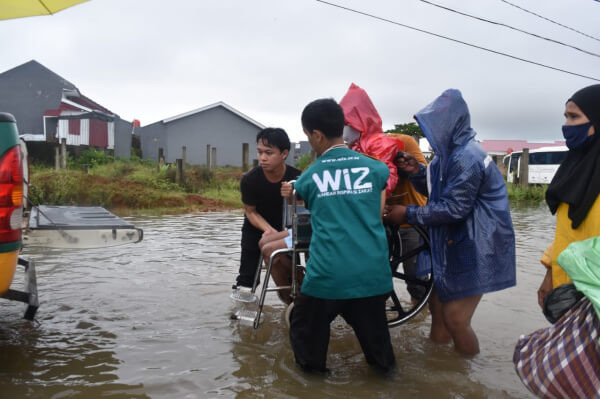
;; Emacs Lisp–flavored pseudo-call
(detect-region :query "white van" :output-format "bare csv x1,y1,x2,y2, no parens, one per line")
503,146,568,184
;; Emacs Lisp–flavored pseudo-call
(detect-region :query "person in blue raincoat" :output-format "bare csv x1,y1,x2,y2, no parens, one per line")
384,89,516,356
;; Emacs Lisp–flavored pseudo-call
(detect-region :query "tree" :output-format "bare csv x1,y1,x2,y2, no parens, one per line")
385,122,424,140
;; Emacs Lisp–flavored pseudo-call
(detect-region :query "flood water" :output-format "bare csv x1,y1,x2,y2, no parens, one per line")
0,206,555,398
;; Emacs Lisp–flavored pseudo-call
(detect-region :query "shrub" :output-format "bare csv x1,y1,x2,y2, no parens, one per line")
506,183,547,203
70,149,113,169
182,166,214,193
296,153,313,171
28,161,242,213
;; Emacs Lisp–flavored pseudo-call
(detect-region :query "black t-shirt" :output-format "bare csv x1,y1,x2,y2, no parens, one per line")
240,164,302,248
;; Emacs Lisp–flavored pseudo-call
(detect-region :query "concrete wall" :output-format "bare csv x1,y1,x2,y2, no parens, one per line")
113,117,133,158
165,106,260,167
139,121,167,162
139,105,262,167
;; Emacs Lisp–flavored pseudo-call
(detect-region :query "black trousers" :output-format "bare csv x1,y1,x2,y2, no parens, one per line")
289,292,396,374
236,246,261,287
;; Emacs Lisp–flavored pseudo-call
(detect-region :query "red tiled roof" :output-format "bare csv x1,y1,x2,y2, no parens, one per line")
479,140,565,153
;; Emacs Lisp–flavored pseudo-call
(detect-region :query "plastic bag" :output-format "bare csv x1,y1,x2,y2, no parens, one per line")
558,236,600,322
542,282,584,324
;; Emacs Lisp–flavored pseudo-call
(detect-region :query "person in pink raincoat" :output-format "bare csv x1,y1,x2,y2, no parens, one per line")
340,83,400,198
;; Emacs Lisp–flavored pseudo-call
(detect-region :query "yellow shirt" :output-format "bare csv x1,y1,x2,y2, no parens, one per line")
544,195,600,287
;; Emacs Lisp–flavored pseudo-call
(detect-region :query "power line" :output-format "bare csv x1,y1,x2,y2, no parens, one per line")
418,0,600,58
315,0,600,82
500,0,600,43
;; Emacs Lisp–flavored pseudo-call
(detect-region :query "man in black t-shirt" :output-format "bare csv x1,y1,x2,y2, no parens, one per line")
234,128,301,292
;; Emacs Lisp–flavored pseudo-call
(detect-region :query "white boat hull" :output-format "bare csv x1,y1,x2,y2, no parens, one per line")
23,227,143,249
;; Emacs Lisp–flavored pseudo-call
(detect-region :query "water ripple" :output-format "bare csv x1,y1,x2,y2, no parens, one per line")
0,209,554,398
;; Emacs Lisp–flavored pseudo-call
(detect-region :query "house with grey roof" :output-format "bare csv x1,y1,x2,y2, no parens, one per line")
0,60,132,159
138,102,267,168
289,140,312,164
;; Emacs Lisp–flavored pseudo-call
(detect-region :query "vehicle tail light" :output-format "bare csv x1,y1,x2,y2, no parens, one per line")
0,146,23,244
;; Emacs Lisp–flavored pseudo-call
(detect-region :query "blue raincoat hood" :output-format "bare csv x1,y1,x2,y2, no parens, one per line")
415,89,476,159
407,89,516,301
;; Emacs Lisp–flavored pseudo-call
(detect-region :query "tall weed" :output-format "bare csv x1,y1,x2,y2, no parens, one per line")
69,149,113,169
29,151,242,212
506,183,547,203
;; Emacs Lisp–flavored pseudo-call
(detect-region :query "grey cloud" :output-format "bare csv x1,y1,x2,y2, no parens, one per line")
0,0,598,143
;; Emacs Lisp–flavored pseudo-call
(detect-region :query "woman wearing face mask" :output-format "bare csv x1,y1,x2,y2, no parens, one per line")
537,84,600,308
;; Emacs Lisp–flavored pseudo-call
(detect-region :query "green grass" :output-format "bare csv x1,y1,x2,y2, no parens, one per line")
35,151,542,213
202,178,242,208
29,153,243,214
506,182,547,204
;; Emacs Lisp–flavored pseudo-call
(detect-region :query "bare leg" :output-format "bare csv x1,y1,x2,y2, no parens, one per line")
429,289,452,344
260,234,294,304
271,254,294,304
441,294,482,356
259,230,291,250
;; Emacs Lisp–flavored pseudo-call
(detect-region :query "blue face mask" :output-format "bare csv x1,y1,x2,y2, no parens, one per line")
562,122,593,150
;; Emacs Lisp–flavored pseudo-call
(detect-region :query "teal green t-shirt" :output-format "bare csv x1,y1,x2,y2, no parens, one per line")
294,146,393,299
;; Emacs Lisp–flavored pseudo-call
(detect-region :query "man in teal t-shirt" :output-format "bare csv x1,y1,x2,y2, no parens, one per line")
286,98,395,374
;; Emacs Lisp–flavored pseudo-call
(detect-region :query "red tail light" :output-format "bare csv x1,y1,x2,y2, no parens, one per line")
0,146,23,244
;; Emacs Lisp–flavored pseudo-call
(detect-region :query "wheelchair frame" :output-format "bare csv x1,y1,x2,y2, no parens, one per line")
248,184,308,329
235,183,433,330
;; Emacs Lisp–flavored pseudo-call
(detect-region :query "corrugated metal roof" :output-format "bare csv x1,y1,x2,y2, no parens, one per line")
67,94,113,115
161,101,265,129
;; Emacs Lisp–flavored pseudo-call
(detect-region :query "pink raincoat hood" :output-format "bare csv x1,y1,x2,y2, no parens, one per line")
340,83,401,197
340,83,384,148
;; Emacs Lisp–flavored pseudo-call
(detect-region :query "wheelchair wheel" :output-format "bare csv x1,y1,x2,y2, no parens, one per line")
385,223,433,328
285,301,294,329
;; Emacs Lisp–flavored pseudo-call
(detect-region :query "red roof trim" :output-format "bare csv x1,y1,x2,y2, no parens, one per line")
44,102,86,116
66,95,112,115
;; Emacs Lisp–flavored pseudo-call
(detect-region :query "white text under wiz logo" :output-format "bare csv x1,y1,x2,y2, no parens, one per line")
312,167,373,197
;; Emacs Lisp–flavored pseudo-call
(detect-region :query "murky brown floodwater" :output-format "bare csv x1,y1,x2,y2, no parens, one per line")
0,206,555,398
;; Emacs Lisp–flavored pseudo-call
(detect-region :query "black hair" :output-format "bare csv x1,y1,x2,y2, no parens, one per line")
256,127,291,152
301,98,345,139
394,150,407,162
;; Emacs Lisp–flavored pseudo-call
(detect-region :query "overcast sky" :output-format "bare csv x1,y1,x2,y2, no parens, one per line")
1,0,598,143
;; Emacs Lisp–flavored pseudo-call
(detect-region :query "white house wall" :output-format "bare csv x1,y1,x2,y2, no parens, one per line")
80,119,89,145
56,118,115,148
108,121,114,150
57,119,81,146
57,119,68,141
57,118,92,146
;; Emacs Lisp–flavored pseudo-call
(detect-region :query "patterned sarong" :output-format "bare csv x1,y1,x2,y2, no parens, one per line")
513,298,600,398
